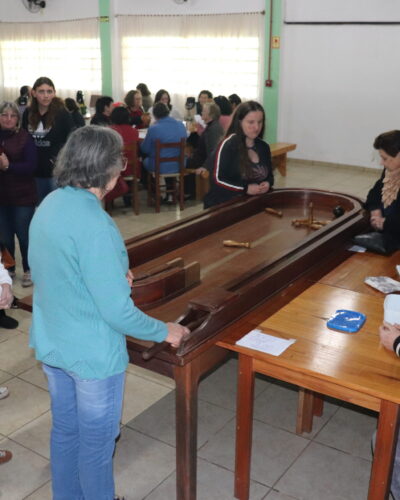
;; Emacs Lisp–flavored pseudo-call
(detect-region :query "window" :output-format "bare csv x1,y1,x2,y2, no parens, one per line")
0,19,101,102
118,13,264,112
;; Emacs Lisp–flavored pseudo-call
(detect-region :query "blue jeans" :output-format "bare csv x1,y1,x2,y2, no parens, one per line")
35,177,56,204
43,364,125,500
0,205,35,272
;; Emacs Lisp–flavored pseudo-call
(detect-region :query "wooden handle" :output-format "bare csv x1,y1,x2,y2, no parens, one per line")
265,207,283,217
142,341,168,360
223,240,251,249
141,318,205,360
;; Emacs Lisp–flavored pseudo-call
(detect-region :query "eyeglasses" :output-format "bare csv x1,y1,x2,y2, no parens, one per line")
0,113,18,120
121,156,128,172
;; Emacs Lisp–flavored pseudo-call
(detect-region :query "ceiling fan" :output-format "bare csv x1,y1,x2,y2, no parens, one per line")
22,0,46,13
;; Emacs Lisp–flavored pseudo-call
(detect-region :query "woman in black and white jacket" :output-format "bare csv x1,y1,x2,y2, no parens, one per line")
204,100,273,209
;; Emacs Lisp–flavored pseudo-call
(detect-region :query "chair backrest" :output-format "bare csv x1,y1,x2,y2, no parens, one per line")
123,141,138,177
154,138,186,175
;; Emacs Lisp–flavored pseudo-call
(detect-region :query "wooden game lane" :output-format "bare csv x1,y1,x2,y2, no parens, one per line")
122,188,366,499
218,282,400,500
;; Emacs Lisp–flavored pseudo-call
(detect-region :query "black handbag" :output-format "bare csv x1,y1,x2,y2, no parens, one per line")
352,232,398,256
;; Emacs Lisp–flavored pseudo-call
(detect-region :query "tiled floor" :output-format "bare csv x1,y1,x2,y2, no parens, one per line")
1,160,384,499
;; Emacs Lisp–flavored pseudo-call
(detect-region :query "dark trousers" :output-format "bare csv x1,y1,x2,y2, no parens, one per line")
0,206,35,272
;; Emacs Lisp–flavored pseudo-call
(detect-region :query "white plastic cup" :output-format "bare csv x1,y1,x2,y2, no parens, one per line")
384,294,400,325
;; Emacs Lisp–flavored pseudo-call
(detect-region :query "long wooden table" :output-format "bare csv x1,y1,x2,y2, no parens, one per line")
218,250,400,500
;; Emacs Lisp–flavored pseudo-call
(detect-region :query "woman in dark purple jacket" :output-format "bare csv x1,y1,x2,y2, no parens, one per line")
0,101,37,287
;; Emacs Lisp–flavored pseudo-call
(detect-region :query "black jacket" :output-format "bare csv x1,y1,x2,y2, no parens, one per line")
365,170,400,241
22,108,74,178
204,134,273,209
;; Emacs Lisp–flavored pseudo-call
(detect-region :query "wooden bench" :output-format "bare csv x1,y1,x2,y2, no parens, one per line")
192,142,297,201
270,142,297,176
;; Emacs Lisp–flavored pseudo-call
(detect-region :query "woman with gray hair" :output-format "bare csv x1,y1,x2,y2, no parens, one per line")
0,101,37,288
187,101,224,174
28,126,188,500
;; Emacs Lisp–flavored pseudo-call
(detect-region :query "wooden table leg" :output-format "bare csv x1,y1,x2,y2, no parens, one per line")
312,393,324,417
296,388,314,434
173,346,230,500
235,354,255,500
174,362,199,500
368,400,400,500
274,153,287,177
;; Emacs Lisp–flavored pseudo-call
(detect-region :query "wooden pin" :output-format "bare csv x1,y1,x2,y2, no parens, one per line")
223,240,251,249
265,207,283,217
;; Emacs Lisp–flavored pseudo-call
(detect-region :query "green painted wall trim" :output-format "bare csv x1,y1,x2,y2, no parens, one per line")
263,0,282,144
98,0,112,96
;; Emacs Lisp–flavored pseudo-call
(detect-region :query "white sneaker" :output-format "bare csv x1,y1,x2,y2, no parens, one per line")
0,387,9,400
21,272,33,288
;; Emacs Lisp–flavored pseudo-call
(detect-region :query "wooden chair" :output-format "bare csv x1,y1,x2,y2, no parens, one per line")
104,141,140,215
147,138,186,213
122,141,140,215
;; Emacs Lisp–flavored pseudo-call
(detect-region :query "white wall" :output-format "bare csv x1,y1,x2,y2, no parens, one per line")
285,0,400,23
0,0,99,22
115,0,264,15
279,1,400,167
0,0,264,22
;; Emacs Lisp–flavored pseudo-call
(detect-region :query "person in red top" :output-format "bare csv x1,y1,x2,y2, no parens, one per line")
110,106,141,207
124,90,150,129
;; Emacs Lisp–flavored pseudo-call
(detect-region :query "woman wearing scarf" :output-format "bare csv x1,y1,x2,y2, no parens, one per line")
365,130,400,249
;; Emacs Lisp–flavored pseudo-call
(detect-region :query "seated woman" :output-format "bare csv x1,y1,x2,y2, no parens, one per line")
378,319,400,499
214,95,233,132
110,106,141,204
195,90,213,115
228,93,242,112
124,90,150,129
136,83,153,112
90,96,113,126
361,130,400,252
187,101,224,172
65,98,85,129
141,102,186,175
150,89,182,122
204,101,273,209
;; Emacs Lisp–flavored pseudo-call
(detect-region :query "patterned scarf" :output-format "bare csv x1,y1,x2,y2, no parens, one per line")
382,168,400,208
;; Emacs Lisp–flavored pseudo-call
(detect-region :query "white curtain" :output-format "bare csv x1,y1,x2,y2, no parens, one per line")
117,13,264,115
0,18,101,103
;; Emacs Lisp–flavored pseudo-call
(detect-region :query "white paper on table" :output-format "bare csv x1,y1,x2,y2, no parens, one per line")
365,276,400,294
236,329,296,356
348,245,367,253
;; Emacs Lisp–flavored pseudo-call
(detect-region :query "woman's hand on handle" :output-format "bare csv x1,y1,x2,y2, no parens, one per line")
165,322,190,348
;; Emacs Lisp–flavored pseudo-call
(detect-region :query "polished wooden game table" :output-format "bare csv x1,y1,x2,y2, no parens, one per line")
19,188,367,500
122,188,368,499
218,250,400,500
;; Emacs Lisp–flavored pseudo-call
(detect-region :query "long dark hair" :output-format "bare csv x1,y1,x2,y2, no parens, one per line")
28,77,65,130
154,89,172,111
226,100,266,176
136,83,150,97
